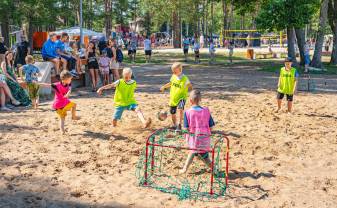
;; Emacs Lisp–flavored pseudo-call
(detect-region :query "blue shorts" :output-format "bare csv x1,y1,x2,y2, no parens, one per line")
304,54,310,65
113,104,138,120
60,55,74,61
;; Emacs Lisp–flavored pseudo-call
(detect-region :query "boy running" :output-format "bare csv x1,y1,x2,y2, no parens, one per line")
160,62,193,131
97,68,151,128
276,57,299,113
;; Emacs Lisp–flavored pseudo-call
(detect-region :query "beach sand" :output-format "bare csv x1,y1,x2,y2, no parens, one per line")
1,63,337,208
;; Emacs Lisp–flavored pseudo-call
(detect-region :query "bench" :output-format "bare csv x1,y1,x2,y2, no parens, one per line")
255,52,273,59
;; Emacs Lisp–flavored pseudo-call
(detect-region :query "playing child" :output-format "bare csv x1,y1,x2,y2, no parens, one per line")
209,40,216,64
180,90,215,174
19,55,44,109
228,41,234,64
160,62,193,131
52,70,80,134
276,57,299,113
99,50,111,85
97,67,152,128
193,40,200,64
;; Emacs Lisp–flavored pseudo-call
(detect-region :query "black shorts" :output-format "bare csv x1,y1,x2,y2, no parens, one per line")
88,61,99,69
170,99,186,114
128,49,136,55
194,152,209,159
145,50,152,56
194,50,200,58
277,92,293,101
183,49,188,54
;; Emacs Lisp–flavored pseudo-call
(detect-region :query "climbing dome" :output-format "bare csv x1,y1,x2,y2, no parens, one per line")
136,128,230,200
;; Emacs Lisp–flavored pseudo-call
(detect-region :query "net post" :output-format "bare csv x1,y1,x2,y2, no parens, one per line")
225,136,230,186
151,137,156,173
209,148,215,195
144,141,149,186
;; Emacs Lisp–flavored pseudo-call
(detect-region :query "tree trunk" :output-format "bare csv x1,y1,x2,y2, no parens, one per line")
27,18,35,49
287,27,298,65
0,16,10,47
311,0,329,68
104,0,112,37
88,0,93,29
172,11,181,48
328,0,337,64
228,0,234,29
295,28,306,66
210,0,214,38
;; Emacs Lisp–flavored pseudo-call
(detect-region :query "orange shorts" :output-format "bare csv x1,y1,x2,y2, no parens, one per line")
56,102,75,119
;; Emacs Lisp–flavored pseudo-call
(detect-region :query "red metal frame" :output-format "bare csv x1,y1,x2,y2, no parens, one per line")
143,129,230,196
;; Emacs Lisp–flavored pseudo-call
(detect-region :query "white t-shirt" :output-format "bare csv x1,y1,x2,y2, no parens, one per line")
144,39,151,51
194,43,200,51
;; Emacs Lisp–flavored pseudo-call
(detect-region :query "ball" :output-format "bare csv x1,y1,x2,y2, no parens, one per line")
157,111,168,121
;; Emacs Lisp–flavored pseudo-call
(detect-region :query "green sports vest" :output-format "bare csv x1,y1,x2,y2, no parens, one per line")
114,79,137,107
169,75,189,106
278,67,297,95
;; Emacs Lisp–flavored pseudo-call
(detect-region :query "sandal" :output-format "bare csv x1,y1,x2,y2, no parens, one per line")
0,107,11,111
11,99,21,106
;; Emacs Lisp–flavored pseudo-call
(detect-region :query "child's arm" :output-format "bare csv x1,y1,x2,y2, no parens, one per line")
277,76,281,89
160,82,171,92
293,78,298,94
187,83,193,91
19,66,24,80
64,87,72,98
97,82,117,95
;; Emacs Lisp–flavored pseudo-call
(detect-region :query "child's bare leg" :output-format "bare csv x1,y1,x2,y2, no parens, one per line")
94,70,99,88
32,98,37,109
180,152,194,174
276,99,282,112
287,101,293,113
135,107,151,128
177,108,183,128
200,155,212,168
71,104,80,120
171,114,177,127
60,118,65,134
112,119,117,127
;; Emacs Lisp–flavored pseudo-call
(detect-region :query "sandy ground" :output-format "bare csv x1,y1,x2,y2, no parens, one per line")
1,62,337,208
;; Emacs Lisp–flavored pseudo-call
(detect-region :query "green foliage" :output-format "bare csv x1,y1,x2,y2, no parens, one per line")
256,0,320,31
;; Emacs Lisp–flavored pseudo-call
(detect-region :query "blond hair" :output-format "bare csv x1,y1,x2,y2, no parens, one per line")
60,70,72,80
122,67,133,77
171,62,182,73
25,55,34,64
190,90,201,104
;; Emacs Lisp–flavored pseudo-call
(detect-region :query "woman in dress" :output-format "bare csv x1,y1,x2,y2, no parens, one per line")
0,51,31,106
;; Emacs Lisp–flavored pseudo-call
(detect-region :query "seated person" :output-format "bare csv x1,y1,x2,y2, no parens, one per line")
42,33,60,74
69,42,83,75
56,32,78,77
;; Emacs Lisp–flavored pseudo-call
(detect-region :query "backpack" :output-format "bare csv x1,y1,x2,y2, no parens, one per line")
116,48,124,62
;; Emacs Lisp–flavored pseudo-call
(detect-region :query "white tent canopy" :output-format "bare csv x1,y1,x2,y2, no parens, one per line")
54,26,103,37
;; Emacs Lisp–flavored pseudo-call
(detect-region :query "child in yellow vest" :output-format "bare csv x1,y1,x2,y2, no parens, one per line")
276,57,299,113
160,62,193,131
97,67,151,128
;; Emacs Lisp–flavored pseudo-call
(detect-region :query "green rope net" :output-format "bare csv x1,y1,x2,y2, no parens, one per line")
136,128,229,201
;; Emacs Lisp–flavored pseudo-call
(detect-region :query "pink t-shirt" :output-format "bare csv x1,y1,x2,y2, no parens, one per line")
52,82,71,109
